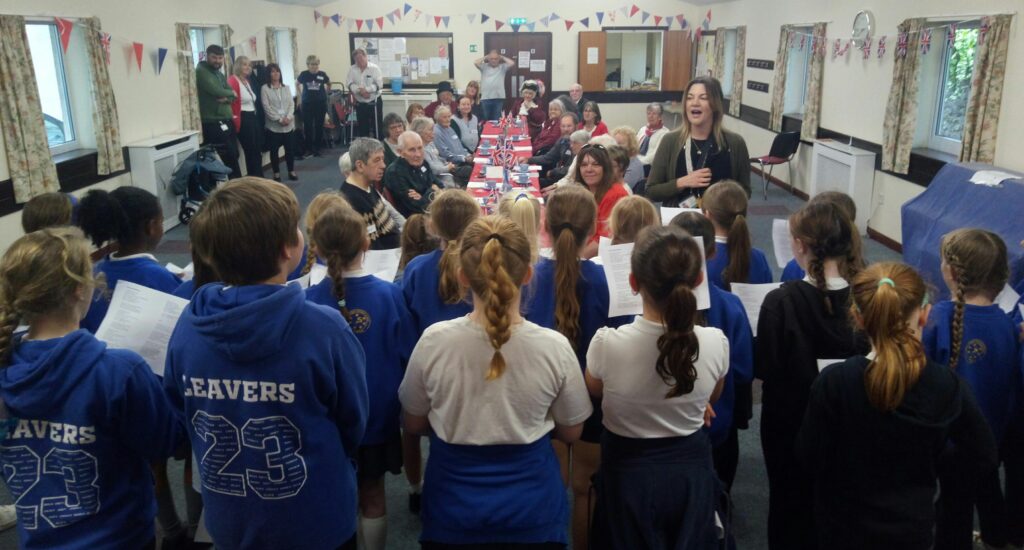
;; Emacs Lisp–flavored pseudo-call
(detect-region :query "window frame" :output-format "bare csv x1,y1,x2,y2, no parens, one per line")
602,27,667,91
189,25,226,75
925,22,980,155
26,21,78,155
720,28,739,98
273,28,297,96
782,26,813,117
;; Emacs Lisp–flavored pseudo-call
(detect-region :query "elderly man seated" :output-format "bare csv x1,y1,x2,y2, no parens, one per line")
528,112,579,186
383,130,444,217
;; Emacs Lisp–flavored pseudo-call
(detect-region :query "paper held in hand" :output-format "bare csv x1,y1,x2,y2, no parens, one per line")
659,207,702,225
772,219,794,268
600,236,711,318
995,283,1020,314
95,281,189,377
729,282,782,337
363,248,402,283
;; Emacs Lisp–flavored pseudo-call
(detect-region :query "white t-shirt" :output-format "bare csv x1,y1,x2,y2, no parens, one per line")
479,63,510,100
346,63,383,104
399,316,592,445
587,317,729,438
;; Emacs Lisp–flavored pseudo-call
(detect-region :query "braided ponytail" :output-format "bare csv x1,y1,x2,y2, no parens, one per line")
303,191,349,276
0,295,19,367
790,201,856,315
311,204,367,322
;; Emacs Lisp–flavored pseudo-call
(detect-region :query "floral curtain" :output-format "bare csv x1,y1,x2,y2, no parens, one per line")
0,15,59,203
800,23,828,141
729,26,746,117
175,23,201,133
265,27,278,65
221,24,233,64
959,14,1012,164
83,17,123,175
713,32,726,82
881,18,925,173
768,26,791,131
289,28,298,81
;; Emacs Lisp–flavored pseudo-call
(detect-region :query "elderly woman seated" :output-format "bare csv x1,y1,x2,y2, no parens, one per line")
409,115,472,188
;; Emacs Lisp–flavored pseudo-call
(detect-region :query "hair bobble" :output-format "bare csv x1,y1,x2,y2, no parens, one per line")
514,193,531,203
337,299,346,309
878,278,896,289
487,233,505,245
552,223,576,236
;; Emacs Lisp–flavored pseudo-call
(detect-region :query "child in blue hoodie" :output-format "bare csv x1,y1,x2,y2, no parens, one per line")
525,185,610,550
0,227,185,550
77,187,181,332
925,228,1022,550
306,201,416,550
670,211,754,493
701,180,773,291
164,177,369,550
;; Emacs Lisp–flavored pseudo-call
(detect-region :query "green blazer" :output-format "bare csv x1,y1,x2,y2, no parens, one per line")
645,127,751,201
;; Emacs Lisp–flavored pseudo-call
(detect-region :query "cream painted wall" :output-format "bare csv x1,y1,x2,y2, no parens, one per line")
0,0,315,252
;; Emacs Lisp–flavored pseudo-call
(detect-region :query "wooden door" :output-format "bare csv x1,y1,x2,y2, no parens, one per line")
661,30,692,91
484,33,553,106
577,31,607,92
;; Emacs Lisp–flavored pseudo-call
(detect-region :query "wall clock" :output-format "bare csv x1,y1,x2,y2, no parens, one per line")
852,10,875,48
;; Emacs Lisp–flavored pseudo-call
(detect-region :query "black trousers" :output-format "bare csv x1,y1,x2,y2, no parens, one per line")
303,101,327,154
712,425,740,492
238,111,262,177
761,407,818,550
355,98,382,139
265,130,295,174
201,120,241,179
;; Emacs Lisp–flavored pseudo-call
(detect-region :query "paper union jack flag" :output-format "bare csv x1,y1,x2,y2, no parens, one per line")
980,18,990,45
947,23,957,47
877,36,887,59
99,32,112,64
896,32,909,58
920,29,932,55
832,38,841,59
861,37,872,59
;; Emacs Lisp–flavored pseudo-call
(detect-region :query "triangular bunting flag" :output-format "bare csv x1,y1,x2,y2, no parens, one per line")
423,13,431,27
511,24,520,32
387,13,396,25
434,16,442,28
467,14,476,24
565,20,574,30
495,20,504,30
376,17,385,29
527,22,536,32
356,19,363,31
481,14,490,24
642,11,650,24
229,46,236,61
550,13,560,21
413,10,422,22
608,12,616,23
596,12,604,25
314,10,321,22
404,3,412,15
99,32,111,64
696,27,702,41
367,18,374,31
630,5,640,17
132,42,144,71
346,19,354,30
393,8,401,19
442,16,450,28
664,15,672,28
676,15,687,29
55,18,73,54
540,16,549,27
619,6,628,16
580,17,589,28
322,17,330,28
332,14,341,26
654,15,663,26
157,48,168,74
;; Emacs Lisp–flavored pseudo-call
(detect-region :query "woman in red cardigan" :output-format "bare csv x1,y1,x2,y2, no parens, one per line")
228,56,262,176
531,97,567,156
580,100,609,137
509,80,547,140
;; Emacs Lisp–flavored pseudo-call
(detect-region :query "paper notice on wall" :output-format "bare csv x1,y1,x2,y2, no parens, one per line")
410,70,418,80
95,281,190,377
730,282,782,337
384,61,403,78
587,47,599,64
995,283,1021,314
659,207,702,225
518,51,531,68
378,38,395,60
429,57,443,74
393,37,406,54
529,59,546,72
364,248,402,283
367,54,380,65
772,219,794,268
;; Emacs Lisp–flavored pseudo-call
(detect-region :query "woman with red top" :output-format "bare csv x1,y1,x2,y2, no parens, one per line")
580,101,609,138
509,80,547,140
577,144,628,258
532,98,567,156
228,56,263,176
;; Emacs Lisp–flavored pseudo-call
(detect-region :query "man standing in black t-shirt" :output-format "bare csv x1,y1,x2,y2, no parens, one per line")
341,138,400,250
297,55,330,156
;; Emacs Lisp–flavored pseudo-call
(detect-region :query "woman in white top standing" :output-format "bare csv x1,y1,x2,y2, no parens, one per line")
586,224,729,550
399,216,592,547
228,56,262,177
261,63,297,182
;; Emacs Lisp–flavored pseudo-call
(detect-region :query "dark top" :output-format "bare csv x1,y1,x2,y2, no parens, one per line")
646,128,751,204
671,136,734,203
340,182,401,250
797,357,998,550
297,70,330,104
383,158,438,217
382,141,400,167
528,137,569,169
755,281,869,422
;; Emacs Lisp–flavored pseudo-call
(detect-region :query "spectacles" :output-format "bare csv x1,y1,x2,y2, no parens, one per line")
580,144,606,152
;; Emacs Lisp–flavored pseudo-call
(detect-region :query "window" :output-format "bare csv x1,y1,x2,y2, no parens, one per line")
783,26,813,116
605,31,663,90
26,23,76,152
720,29,738,97
694,33,715,79
189,26,225,70
274,29,296,95
925,24,979,155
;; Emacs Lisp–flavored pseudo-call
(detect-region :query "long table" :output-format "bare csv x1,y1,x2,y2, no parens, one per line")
465,121,543,212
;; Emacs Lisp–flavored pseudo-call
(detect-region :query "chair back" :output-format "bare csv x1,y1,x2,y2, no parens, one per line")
768,131,801,159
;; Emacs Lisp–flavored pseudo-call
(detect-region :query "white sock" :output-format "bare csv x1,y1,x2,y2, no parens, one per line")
408,481,422,495
358,515,387,550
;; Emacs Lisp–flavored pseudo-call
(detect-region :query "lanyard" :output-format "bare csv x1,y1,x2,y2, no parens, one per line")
683,137,714,175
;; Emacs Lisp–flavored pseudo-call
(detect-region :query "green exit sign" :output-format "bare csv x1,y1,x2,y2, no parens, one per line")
509,17,527,25
469,44,477,53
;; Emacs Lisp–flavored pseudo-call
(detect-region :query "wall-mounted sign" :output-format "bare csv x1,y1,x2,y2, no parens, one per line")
746,59,775,70
747,80,770,93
